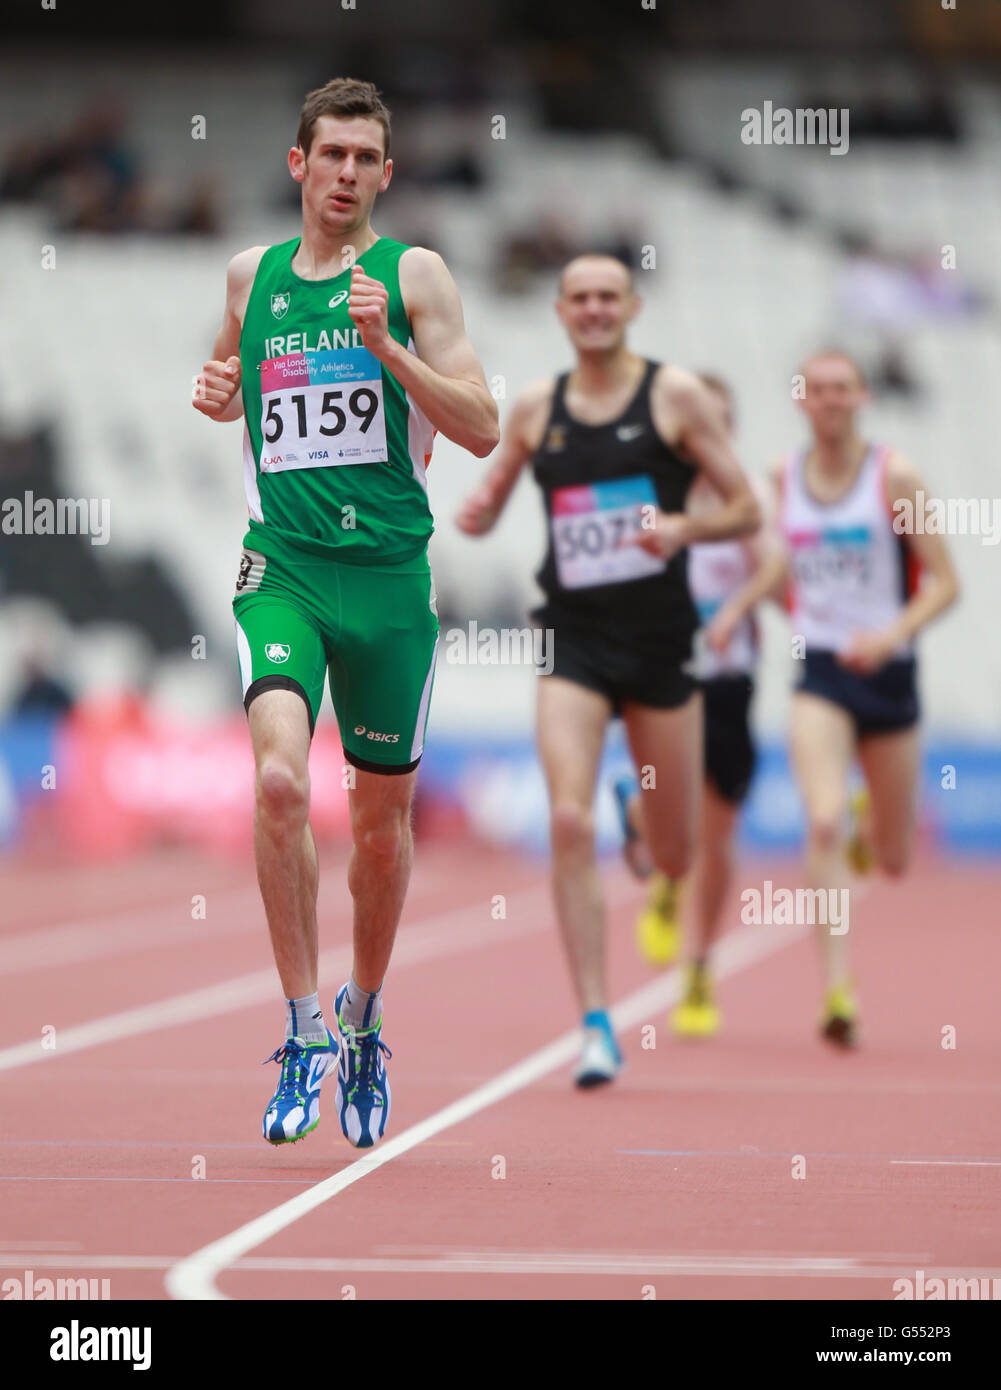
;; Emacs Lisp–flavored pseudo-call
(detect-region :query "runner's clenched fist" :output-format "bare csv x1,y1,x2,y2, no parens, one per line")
192,355,242,416
348,263,392,356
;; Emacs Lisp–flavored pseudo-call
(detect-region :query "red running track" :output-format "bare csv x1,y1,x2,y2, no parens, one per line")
0,840,998,1301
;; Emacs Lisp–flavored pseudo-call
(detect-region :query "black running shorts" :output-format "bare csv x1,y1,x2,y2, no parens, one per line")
702,674,756,805
535,612,697,713
796,649,919,737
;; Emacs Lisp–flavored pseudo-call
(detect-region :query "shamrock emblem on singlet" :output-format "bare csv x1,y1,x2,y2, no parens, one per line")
270,293,291,320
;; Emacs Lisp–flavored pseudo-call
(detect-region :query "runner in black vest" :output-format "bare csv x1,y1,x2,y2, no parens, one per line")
457,254,760,1086
532,356,700,677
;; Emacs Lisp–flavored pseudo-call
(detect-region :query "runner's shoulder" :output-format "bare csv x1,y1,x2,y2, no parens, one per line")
398,244,443,271
226,246,269,319
227,245,268,288
397,244,454,295
510,376,558,452
650,362,706,408
882,445,920,496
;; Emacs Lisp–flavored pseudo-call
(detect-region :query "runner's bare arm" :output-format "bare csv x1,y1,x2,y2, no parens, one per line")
745,471,790,607
357,247,499,456
192,247,266,423
706,463,789,649
630,368,761,560
665,368,761,542
839,453,960,672
455,379,552,535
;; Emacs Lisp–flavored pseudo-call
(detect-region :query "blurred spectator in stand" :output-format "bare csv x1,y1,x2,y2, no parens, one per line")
835,234,926,399
798,69,961,143
170,174,223,236
834,230,987,400
496,211,578,293
10,657,75,720
53,98,143,233
1,96,223,236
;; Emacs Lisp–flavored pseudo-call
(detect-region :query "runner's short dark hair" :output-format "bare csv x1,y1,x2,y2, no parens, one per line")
297,78,392,161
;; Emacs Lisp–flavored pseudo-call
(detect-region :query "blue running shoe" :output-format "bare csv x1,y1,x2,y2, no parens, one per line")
261,1030,336,1144
573,1012,624,1089
612,774,653,880
612,775,640,845
334,985,392,1149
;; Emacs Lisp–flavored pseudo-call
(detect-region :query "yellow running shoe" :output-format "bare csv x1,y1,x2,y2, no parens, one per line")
819,981,860,1048
845,786,874,876
635,873,681,967
671,962,721,1038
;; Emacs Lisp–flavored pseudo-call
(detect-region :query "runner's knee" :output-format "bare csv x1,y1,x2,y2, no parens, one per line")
256,758,310,824
550,801,594,856
808,813,843,856
877,838,911,877
352,803,409,865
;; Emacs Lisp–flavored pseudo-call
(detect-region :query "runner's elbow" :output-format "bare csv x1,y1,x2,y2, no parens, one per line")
739,492,763,536
471,423,501,457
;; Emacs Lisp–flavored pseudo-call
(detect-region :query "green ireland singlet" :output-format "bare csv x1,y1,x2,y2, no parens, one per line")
239,235,435,562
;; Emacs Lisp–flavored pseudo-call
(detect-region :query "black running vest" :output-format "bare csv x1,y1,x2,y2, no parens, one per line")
531,359,698,637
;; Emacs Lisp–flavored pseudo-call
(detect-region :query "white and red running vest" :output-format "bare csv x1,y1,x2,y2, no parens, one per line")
780,443,919,654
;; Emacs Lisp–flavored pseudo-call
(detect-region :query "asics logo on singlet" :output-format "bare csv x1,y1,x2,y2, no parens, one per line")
328,290,349,308
616,423,645,442
265,643,291,663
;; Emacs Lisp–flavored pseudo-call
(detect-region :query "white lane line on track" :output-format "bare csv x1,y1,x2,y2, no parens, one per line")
890,1160,1001,1167
0,853,487,976
0,846,497,978
0,874,640,1073
0,886,263,975
12,1251,990,1280
165,915,808,1301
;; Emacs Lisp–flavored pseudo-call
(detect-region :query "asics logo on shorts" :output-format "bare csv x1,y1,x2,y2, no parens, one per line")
235,548,267,594
354,724,399,743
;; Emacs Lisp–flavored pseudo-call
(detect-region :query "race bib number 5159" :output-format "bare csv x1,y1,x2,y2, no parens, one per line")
552,475,665,589
258,348,387,471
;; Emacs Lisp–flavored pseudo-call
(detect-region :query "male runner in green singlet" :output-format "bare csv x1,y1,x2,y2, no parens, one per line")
192,78,498,1148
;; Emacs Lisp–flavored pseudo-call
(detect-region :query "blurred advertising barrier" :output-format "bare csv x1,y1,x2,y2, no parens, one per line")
419,733,1001,858
1,705,996,859
0,698,351,857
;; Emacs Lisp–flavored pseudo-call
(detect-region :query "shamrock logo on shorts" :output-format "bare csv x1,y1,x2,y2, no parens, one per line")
265,643,291,663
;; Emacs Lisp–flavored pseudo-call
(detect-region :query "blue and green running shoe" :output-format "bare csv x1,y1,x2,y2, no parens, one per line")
261,1030,336,1144
334,984,392,1149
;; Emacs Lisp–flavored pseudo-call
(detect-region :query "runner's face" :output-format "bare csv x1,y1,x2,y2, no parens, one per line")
293,116,391,234
557,268,637,354
800,358,868,440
